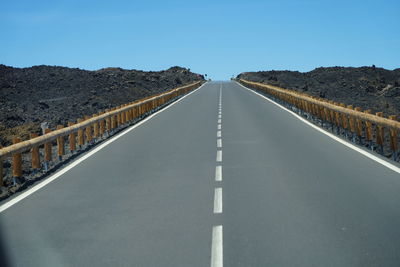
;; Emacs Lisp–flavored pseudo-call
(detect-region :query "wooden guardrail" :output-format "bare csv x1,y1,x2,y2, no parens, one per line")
0,81,203,185
239,79,399,159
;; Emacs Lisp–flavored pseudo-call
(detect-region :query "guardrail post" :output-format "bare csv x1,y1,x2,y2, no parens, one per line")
305,101,311,119
57,125,65,160
347,105,356,142
375,112,384,154
119,109,124,125
44,128,52,171
111,111,116,130
84,116,92,144
105,111,111,134
322,105,330,126
333,102,341,134
77,118,85,148
125,107,129,123
93,114,99,140
365,110,373,149
143,103,147,114
125,106,129,123
126,108,131,122
339,103,348,137
328,101,335,131
120,108,125,125
30,133,40,172
318,104,325,122
389,115,398,160
12,137,22,183
68,122,76,153
117,109,121,127
354,107,363,143
99,112,105,137
132,107,136,120
138,104,142,117
134,106,138,119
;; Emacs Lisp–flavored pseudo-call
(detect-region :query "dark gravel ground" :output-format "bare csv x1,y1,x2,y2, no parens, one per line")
0,64,204,146
238,66,400,117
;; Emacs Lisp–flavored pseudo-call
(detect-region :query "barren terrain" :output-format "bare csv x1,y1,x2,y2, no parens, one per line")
0,65,204,146
238,66,400,117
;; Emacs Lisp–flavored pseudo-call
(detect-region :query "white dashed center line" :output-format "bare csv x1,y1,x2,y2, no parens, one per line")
211,83,223,267
215,166,222,181
217,139,222,148
213,188,223,213
211,225,223,267
216,150,222,162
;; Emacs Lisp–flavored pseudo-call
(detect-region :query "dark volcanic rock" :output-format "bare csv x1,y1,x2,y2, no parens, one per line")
0,65,204,146
238,66,400,117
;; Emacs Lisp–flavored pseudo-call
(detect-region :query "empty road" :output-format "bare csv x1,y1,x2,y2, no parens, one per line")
1,81,400,266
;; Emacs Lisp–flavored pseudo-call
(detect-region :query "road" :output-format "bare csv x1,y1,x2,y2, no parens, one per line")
1,81,400,266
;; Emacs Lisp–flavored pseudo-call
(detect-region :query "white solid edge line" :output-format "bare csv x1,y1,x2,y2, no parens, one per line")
218,119,222,124
215,166,222,181
217,139,222,148
217,124,222,130
216,150,222,162
218,115,222,119
213,188,223,213
0,82,209,213
211,225,223,267
217,131,222,138
236,82,400,174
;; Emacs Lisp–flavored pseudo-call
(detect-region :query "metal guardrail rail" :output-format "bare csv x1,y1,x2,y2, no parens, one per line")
0,81,203,185
239,79,399,160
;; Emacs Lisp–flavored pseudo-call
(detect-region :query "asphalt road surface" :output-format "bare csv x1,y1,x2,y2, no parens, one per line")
1,81,400,267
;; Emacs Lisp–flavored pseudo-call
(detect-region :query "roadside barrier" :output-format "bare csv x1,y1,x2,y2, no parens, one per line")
0,81,203,186
239,79,399,161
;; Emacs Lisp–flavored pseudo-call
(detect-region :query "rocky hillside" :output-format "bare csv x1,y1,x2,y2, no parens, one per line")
238,66,400,117
0,65,204,146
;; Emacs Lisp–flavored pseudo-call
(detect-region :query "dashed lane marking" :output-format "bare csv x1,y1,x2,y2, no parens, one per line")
211,225,223,267
215,166,222,181
217,139,222,148
216,150,222,162
213,187,223,213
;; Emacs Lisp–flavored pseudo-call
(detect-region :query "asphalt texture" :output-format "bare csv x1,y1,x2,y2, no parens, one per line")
1,81,400,266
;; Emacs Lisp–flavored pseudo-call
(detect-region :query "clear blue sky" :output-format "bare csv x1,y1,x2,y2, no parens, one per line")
1,0,399,80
